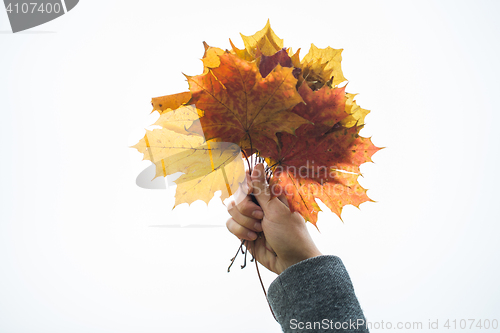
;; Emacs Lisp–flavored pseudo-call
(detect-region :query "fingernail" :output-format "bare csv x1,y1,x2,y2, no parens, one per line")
252,210,263,219
254,222,263,232
247,231,257,240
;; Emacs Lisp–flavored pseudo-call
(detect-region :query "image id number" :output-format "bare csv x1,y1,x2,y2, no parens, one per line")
6,2,61,14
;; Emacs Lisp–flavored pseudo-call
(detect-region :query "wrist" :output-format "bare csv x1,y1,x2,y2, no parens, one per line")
281,248,322,273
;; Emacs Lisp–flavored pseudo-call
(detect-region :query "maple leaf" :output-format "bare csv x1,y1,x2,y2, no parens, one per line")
291,83,348,137
240,19,283,58
132,107,245,205
267,127,380,225
229,39,254,62
289,48,301,68
152,104,203,136
341,93,370,128
132,127,202,179
258,48,303,81
270,127,378,177
151,91,191,114
173,141,244,206
271,169,370,224
300,44,347,90
259,48,292,78
186,52,308,155
201,41,225,71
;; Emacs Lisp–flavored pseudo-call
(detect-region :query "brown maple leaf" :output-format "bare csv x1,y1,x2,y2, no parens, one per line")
258,48,302,80
186,52,309,155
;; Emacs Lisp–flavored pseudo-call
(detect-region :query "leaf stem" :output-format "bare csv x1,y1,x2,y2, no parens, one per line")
227,239,245,272
241,149,252,172
248,133,254,168
241,241,248,269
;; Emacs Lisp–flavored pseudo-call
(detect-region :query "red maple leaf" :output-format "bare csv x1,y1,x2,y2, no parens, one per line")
268,127,380,225
292,83,348,137
259,48,301,79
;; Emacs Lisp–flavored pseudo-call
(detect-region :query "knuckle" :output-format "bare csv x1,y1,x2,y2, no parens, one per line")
237,201,251,216
233,224,246,239
239,217,252,228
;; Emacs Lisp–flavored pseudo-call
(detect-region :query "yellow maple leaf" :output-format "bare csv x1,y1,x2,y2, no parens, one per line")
289,48,301,68
340,93,370,128
301,44,347,88
240,19,283,58
173,142,244,206
201,41,225,71
229,39,253,62
132,128,204,175
132,109,245,205
152,104,204,136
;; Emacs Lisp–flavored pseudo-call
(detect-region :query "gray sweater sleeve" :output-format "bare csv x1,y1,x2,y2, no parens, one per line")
267,255,369,332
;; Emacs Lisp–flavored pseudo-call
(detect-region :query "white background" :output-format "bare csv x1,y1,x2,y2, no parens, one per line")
1,1,499,332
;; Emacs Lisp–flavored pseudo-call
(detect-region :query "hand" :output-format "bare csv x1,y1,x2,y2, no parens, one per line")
226,164,322,275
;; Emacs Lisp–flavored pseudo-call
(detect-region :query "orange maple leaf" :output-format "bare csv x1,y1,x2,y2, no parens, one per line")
151,91,191,114
186,52,309,154
271,169,370,225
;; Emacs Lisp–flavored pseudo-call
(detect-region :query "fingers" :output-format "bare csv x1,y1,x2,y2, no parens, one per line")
251,164,271,209
227,201,263,232
237,195,263,220
226,217,258,241
249,234,281,274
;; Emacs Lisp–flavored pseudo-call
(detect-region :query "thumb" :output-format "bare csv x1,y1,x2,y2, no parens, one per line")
251,163,271,209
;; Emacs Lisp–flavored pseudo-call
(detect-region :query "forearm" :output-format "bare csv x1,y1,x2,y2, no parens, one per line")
267,255,369,332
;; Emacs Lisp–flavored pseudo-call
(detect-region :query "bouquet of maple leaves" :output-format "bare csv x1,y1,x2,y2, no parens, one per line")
133,21,380,227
